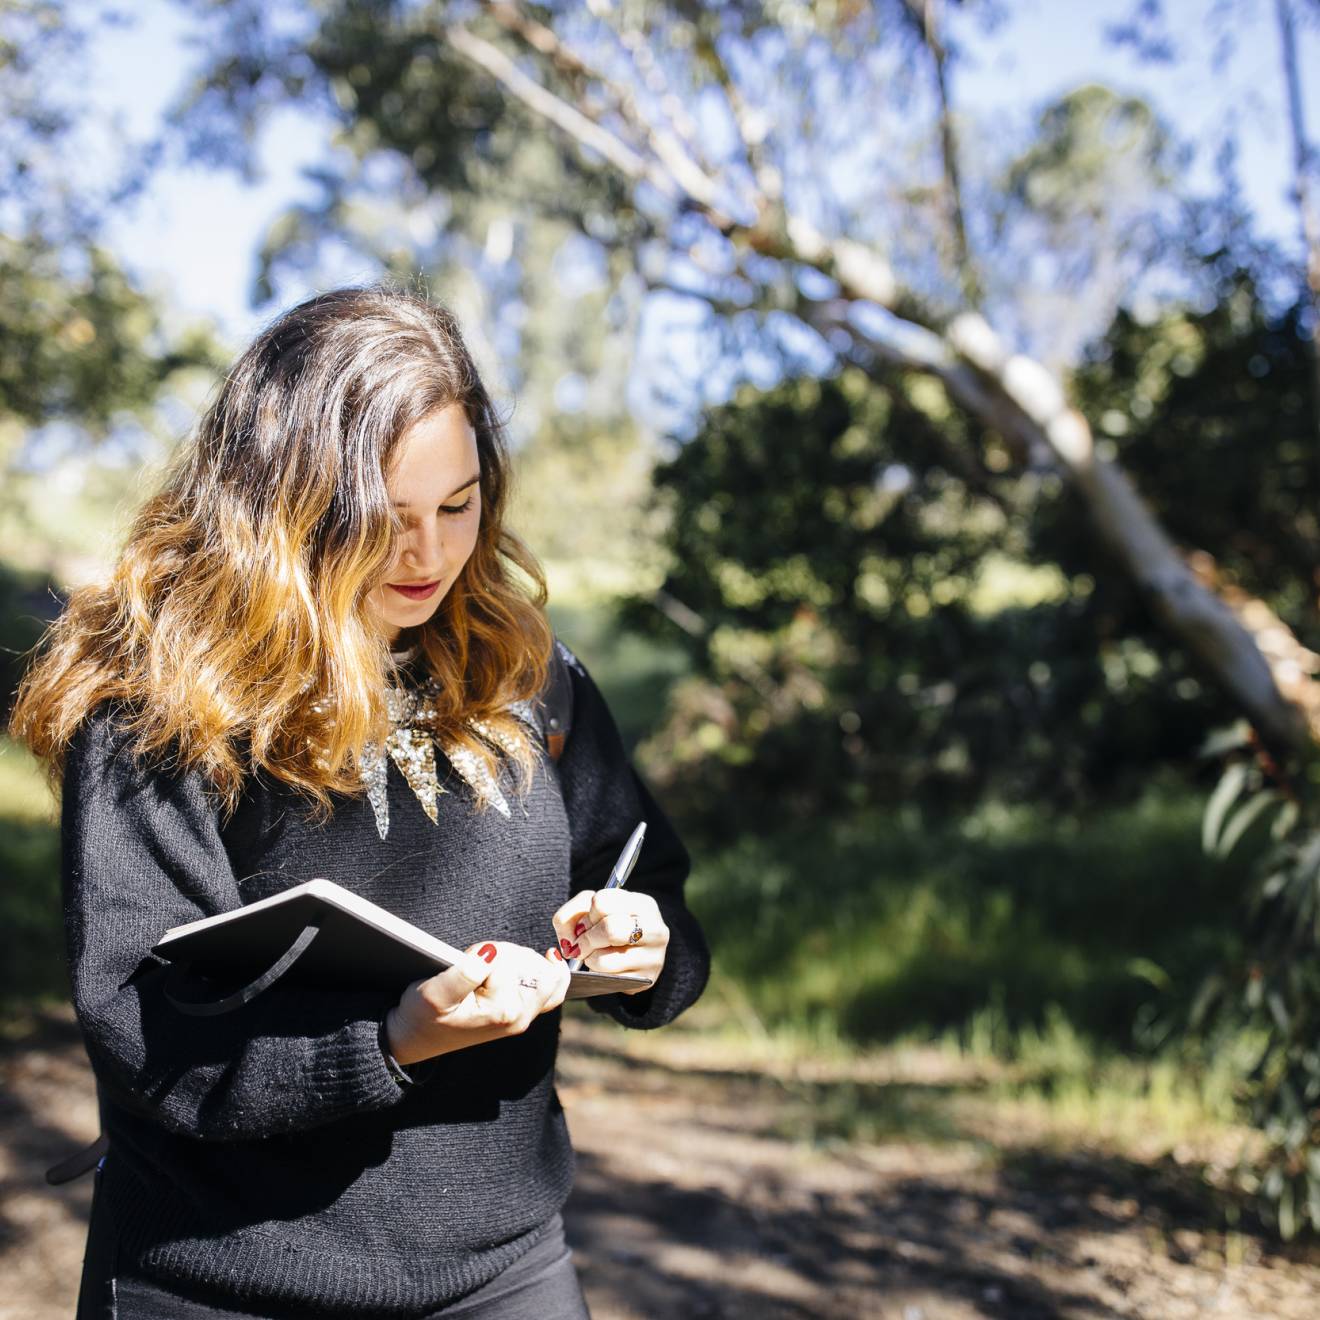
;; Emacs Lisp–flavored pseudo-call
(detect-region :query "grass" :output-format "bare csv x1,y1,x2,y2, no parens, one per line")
683,792,1255,1055
576,988,1260,1185
0,733,67,1009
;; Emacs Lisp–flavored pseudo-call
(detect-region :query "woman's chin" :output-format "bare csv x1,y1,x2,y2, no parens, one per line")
370,590,452,641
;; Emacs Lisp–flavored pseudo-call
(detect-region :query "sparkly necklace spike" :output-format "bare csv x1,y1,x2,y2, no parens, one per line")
358,669,536,840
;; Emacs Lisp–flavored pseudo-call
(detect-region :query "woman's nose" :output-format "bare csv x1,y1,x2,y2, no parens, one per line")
400,520,446,577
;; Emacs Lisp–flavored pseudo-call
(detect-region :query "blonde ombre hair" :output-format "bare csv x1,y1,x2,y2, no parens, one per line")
8,285,553,823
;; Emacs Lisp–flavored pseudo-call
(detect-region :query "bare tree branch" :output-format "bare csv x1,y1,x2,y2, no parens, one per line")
687,17,785,215
905,0,980,306
440,3,1314,753
446,12,902,305
478,4,740,223
1275,0,1320,451
443,22,658,190
810,300,1314,751
585,1,712,182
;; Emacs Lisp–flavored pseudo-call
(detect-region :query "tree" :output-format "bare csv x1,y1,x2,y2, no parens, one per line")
631,252,1317,835
0,1,224,696
168,0,1315,756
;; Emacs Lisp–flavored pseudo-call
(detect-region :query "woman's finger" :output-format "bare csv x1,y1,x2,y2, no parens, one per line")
580,946,662,978
587,887,662,926
539,949,572,1010
577,910,651,954
580,907,668,954
552,890,596,934
476,945,571,1028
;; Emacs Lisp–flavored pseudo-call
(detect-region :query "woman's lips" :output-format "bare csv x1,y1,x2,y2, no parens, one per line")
389,580,440,601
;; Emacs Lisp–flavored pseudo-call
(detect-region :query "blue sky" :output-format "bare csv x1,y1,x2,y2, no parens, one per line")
82,0,1316,353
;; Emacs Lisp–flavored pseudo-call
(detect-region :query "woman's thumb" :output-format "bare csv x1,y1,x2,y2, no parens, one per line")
426,943,496,1011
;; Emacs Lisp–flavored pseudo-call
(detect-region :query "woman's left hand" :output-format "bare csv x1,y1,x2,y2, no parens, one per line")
551,888,669,992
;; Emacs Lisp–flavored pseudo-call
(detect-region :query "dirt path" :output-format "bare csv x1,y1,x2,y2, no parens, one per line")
3,1006,1320,1319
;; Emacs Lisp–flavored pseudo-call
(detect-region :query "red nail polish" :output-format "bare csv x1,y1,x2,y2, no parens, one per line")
560,938,573,953
574,921,587,936
549,947,564,961
477,943,498,964
567,943,580,958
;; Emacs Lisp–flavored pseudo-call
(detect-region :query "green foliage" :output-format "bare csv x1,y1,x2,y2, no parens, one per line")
1069,271,1320,649
0,735,64,1011
627,365,1231,835
0,560,61,717
0,234,217,429
0,4,226,577
1194,742,1320,1239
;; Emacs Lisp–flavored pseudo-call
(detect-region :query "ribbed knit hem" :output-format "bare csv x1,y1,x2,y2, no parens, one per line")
107,1180,565,1318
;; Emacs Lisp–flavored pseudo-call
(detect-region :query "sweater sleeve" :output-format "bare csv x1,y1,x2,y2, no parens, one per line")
60,705,408,1142
554,647,710,1030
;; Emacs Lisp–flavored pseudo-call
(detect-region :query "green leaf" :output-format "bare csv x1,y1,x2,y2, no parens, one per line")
1203,762,1248,855
1198,721,1253,759
1279,1180,1297,1240
1125,956,1170,990
1267,990,1291,1034
1271,800,1300,841
1215,791,1278,858
1188,972,1222,1028
1262,870,1290,899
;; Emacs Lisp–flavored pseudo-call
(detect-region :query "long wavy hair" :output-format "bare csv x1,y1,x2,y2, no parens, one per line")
8,285,553,823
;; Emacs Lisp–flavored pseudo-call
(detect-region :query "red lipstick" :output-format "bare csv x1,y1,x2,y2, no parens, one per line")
389,580,440,601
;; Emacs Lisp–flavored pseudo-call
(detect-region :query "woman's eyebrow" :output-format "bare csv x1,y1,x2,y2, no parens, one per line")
392,473,480,508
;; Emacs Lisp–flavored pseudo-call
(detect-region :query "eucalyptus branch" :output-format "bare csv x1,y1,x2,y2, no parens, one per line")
477,4,738,223
804,298,1313,754
1274,0,1320,451
442,2,1313,754
638,275,755,321
443,23,658,190
585,2,710,176
445,13,902,306
688,19,784,216
905,0,980,306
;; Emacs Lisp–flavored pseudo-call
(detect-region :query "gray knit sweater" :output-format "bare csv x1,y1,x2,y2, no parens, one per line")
60,647,708,1316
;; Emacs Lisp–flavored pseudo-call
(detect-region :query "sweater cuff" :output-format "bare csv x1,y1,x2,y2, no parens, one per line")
376,1017,437,1087
587,905,709,1031
297,1015,417,1119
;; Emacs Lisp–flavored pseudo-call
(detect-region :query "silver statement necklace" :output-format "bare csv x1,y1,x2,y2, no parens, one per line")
356,643,538,839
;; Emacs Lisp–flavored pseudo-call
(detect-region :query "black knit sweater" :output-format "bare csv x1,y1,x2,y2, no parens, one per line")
60,646,709,1316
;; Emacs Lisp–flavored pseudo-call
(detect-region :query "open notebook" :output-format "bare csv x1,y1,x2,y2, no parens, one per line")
152,878,651,1003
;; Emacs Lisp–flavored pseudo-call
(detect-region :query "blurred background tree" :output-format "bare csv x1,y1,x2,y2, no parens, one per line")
6,0,1320,1237
0,0,223,699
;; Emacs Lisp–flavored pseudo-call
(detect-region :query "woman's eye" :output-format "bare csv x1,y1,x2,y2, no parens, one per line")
439,496,474,516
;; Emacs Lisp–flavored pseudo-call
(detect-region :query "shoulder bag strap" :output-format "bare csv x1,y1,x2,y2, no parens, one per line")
542,642,575,762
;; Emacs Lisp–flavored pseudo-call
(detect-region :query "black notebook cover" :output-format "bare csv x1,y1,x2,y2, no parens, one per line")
151,878,651,1002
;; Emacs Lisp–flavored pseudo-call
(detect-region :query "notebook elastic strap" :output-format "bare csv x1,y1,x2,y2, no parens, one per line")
162,921,322,1017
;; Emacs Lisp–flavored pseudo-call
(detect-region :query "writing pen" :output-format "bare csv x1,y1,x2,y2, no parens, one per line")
565,821,647,972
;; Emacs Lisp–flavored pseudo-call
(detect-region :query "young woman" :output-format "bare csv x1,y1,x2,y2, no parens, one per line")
8,286,709,1318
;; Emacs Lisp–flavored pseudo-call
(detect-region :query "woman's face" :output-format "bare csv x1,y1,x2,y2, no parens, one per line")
367,402,483,646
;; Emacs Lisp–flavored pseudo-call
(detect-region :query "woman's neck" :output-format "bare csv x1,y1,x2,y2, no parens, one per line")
388,629,420,658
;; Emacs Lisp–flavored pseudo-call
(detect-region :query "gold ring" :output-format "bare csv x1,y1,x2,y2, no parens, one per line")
628,916,643,945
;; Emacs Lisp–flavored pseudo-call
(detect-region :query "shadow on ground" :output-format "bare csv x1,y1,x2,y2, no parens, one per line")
2,1007,1320,1319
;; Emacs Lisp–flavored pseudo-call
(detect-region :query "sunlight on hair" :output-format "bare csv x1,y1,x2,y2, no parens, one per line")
8,286,553,824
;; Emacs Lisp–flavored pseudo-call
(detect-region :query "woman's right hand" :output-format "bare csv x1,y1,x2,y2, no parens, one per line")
383,940,571,1066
